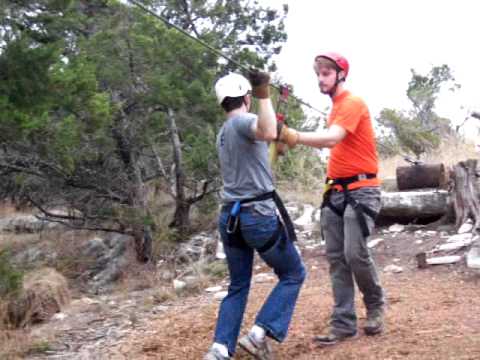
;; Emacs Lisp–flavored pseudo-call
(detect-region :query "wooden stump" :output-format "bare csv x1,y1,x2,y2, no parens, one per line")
396,163,446,190
451,159,480,230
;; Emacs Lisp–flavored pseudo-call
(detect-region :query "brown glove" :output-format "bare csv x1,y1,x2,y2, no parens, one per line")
276,142,287,156
277,122,299,148
248,69,270,99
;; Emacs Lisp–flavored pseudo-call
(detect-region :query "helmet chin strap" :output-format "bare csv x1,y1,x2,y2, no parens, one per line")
328,71,344,97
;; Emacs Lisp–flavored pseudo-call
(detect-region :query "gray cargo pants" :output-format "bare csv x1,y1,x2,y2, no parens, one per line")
320,186,384,335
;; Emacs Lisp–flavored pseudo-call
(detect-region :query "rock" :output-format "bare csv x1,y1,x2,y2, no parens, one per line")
152,305,169,313
415,240,423,245
70,297,102,314
0,214,45,233
214,291,228,301
458,220,473,234
205,286,223,293
437,224,454,232
466,246,480,270
159,270,175,282
388,224,405,233
425,231,437,236
383,264,404,273
81,234,131,293
183,275,201,290
435,238,473,252
426,255,462,265
446,233,473,243
173,280,187,292
254,273,275,283
13,247,48,265
178,232,217,263
73,297,101,307
285,205,300,219
294,204,316,231
367,238,384,249
52,312,68,321
83,237,109,258
215,238,226,260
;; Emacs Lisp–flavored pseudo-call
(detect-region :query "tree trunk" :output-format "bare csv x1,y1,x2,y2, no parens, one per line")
112,114,152,263
170,202,192,231
168,108,191,231
396,163,446,190
451,159,480,230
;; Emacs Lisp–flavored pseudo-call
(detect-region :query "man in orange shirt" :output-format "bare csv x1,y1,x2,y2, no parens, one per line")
278,52,384,345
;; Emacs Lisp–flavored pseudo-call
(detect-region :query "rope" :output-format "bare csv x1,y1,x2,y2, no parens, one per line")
127,0,324,114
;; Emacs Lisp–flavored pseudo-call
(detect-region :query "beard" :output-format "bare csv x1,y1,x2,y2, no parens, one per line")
319,84,333,94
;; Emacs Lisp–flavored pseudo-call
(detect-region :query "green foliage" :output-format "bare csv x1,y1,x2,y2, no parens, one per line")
275,146,325,187
0,250,24,298
27,341,52,355
0,0,293,244
203,260,228,279
377,65,458,159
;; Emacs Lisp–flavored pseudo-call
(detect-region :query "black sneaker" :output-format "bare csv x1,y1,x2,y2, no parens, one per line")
313,331,357,347
364,309,385,335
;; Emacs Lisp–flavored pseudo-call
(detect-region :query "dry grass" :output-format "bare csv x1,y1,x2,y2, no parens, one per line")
0,329,49,359
5,267,70,329
277,181,324,207
380,137,478,179
0,202,19,217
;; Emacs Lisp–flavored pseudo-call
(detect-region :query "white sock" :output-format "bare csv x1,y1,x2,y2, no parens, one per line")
212,342,229,357
250,324,266,342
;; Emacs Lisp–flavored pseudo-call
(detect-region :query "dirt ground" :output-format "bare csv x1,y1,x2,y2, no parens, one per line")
104,226,480,360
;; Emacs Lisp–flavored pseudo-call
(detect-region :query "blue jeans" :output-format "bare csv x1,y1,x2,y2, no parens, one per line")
213,207,306,356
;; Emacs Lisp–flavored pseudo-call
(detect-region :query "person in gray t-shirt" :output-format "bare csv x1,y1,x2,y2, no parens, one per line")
216,111,276,215
204,72,305,360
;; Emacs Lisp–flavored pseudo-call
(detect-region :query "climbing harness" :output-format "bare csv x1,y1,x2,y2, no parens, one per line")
321,174,379,237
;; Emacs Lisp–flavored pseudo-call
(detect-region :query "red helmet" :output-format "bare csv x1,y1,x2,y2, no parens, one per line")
315,52,349,79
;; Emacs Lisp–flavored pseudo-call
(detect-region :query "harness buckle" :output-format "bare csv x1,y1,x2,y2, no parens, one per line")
358,174,367,181
226,201,241,234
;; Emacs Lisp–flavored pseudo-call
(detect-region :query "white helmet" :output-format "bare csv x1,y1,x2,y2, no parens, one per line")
214,73,252,104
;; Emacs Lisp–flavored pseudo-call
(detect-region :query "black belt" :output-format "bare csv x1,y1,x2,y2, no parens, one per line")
321,173,378,237
222,190,296,251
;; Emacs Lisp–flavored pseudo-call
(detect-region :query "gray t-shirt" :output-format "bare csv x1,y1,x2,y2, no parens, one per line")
216,112,276,215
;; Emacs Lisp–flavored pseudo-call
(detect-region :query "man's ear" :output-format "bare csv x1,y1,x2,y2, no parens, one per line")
244,94,252,110
338,70,346,81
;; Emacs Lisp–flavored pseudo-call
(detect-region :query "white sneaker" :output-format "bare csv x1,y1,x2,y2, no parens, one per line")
238,333,273,360
204,347,230,360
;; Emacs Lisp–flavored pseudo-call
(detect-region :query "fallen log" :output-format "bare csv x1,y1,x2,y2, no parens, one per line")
378,189,450,223
396,163,446,190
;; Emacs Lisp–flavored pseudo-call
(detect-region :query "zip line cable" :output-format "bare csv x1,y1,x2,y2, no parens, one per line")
127,0,324,115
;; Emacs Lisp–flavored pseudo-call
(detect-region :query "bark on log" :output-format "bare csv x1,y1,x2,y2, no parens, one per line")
396,163,446,190
378,190,450,222
451,159,480,230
